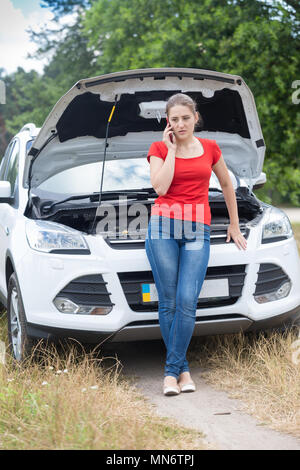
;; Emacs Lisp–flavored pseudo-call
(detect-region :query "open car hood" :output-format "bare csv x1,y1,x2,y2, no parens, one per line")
23,67,266,190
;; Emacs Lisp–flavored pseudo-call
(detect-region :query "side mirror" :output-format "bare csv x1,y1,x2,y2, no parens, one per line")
0,181,13,203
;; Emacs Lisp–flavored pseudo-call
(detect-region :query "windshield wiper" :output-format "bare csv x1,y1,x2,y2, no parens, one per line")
91,187,157,201
41,193,96,214
40,188,157,214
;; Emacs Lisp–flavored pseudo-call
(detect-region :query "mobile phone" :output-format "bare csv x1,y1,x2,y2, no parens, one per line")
166,117,174,143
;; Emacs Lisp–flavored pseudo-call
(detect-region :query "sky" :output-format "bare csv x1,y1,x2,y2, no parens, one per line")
0,0,75,75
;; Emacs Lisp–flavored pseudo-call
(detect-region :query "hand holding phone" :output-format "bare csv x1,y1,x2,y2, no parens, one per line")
164,117,176,149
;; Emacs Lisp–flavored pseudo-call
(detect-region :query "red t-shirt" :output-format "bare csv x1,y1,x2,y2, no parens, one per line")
147,137,222,225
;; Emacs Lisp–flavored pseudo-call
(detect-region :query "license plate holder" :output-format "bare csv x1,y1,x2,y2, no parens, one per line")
141,279,229,303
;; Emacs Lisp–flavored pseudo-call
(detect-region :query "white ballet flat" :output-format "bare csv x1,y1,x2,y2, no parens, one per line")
163,385,180,396
179,382,196,393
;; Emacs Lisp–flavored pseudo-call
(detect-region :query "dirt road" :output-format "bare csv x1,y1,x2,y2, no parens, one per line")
104,340,300,450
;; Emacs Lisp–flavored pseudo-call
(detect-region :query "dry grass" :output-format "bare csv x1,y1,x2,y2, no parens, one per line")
293,223,300,253
189,329,300,438
0,316,208,450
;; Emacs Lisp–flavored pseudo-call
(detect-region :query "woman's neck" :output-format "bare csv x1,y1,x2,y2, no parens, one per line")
176,135,198,149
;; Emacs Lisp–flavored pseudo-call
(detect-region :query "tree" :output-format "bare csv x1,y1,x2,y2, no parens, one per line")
2,68,60,136
40,0,92,18
82,0,300,204
29,1,98,90
1,0,99,156
2,0,299,204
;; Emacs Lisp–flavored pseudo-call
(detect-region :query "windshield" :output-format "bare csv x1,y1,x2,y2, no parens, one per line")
38,157,239,195
38,158,151,195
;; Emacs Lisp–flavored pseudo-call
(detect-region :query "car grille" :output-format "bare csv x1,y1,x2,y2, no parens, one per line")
56,274,114,307
117,264,246,312
254,263,290,295
105,223,250,249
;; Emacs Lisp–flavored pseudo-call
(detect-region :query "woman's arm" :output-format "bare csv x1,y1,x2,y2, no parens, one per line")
212,155,247,250
149,149,176,196
149,122,177,196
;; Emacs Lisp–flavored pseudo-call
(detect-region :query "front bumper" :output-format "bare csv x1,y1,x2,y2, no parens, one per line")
26,304,300,343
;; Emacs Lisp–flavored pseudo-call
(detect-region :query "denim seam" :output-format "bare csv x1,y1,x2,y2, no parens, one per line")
145,230,165,297
166,312,179,378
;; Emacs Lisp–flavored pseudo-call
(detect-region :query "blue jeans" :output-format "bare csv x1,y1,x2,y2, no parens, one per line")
145,215,210,379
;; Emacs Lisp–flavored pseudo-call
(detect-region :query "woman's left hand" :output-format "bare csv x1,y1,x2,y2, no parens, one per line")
226,224,247,250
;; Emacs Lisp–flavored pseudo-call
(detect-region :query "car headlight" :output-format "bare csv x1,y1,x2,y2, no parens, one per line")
261,207,293,243
25,220,90,254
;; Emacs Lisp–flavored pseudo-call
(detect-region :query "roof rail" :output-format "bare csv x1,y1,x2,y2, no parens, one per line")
19,123,37,137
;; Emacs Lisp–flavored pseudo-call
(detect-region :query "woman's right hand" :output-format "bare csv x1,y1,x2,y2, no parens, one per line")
163,122,177,152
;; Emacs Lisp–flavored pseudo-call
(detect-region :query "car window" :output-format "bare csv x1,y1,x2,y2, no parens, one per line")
0,140,15,180
38,159,151,194
5,139,20,195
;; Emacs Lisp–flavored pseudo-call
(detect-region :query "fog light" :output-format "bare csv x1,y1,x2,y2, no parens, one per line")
276,281,292,298
53,297,112,315
254,281,291,304
54,297,79,313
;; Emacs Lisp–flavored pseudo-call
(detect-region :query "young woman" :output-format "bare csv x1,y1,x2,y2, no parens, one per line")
145,93,247,396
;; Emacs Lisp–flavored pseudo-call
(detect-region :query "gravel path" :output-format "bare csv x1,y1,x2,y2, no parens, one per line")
105,340,300,450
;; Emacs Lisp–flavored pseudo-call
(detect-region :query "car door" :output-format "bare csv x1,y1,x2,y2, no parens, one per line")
0,138,20,299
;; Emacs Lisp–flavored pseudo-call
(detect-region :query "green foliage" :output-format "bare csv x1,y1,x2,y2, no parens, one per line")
0,0,299,204
82,0,300,205
41,19,99,92
2,68,61,137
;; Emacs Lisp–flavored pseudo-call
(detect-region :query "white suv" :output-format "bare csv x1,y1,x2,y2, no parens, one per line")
1,67,300,361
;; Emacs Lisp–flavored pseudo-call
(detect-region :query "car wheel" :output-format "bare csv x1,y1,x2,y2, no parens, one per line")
7,272,34,362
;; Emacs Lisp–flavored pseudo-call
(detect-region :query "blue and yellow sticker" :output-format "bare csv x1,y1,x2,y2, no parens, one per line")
142,284,151,302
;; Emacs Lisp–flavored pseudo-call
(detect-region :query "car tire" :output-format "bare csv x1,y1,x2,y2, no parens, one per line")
7,272,34,362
